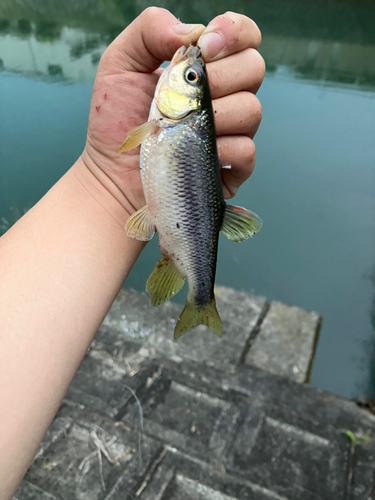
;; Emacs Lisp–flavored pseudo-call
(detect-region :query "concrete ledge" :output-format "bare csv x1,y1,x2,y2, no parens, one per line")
101,286,269,373
14,287,375,500
14,359,375,500
101,287,320,383
245,301,321,383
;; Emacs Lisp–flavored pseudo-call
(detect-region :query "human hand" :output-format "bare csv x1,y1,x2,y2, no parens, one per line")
81,8,265,218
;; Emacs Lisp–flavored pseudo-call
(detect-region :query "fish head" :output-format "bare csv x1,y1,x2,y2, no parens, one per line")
155,45,207,120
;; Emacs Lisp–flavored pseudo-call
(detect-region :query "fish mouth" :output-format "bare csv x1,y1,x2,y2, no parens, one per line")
171,44,202,66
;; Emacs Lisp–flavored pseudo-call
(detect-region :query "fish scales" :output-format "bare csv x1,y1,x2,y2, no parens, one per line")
141,107,225,307
119,44,262,338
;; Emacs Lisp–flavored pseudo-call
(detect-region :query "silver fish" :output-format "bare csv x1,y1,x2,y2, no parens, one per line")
119,45,262,339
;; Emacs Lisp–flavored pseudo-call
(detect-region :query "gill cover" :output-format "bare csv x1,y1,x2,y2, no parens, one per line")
155,45,205,119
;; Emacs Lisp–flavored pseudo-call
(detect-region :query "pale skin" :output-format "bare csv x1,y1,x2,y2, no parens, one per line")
0,8,265,499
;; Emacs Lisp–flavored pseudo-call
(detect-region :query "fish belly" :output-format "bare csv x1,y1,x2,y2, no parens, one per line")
141,113,224,307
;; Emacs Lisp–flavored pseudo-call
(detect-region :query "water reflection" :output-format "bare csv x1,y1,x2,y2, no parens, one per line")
0,25,106,82
1,0,375,399
261,36,375,91
1,0,375,90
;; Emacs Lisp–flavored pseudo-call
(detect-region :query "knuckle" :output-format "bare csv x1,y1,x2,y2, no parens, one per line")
243,137,256,166
251,95,262,122
142,6,166,21
226,187,238,200
250,19,262,47
223,12,262,48
246,48,266,77
240,94,262,134
242,49,265,92
98,45,114,73
212,12,248,40
99,45,109,64
254,50,266,77
243,92,261,115
222,11,243,24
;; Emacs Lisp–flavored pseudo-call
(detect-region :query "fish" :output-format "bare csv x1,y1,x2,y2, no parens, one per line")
119,44,262,339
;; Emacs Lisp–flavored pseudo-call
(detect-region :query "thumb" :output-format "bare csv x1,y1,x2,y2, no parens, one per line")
100,7,205,74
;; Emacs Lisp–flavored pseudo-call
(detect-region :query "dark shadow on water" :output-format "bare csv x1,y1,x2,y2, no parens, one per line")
70,35,101,60
0,18,10,34
48,64,63,77
15,18,32,37
35,20,61,42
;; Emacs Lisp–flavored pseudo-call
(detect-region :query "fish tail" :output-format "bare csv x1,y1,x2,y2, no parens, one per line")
174,297,223,340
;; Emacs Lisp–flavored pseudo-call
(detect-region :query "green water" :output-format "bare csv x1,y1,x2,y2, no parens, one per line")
1,0,375,399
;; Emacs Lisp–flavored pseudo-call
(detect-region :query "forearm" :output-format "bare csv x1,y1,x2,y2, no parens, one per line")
0,158,143,498
0,7,264,496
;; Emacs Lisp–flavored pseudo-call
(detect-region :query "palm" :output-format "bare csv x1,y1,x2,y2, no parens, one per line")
81,9,264,214
84,69,161,211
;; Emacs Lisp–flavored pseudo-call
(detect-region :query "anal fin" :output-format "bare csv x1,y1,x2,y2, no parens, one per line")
221,204,262,242
125,206,155,241
146,255,185,306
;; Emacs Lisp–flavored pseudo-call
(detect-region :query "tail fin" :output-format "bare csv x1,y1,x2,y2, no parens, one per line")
174,297,223,340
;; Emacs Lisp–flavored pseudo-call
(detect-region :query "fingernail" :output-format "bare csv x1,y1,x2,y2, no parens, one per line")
198,32,223,60
174,23,205,36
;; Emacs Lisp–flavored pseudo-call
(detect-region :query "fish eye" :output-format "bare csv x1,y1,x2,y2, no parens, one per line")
185,68,199,84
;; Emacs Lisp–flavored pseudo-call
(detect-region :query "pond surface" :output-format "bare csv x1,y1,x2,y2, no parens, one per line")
1,0,375,399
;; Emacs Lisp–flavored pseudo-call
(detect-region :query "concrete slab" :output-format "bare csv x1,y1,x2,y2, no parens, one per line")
101,286,269,372
246,301,321,383
14,287,362,500
14,358,375,500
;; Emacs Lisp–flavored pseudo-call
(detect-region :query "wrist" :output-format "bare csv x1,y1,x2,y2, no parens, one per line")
69,156,145,277
78,150,134,224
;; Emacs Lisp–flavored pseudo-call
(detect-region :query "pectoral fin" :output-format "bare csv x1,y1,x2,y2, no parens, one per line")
221,204,262,242
118,119,160,152
125,206,155,241
146,255,185,306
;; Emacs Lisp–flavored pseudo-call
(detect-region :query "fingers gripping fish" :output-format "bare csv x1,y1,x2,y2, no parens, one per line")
119,45,262,340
